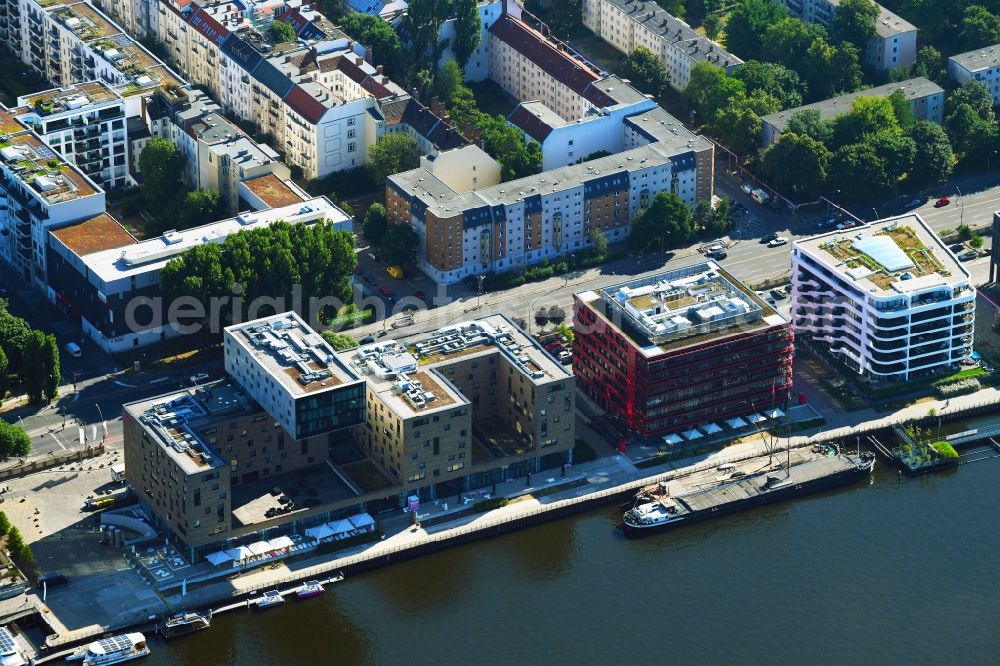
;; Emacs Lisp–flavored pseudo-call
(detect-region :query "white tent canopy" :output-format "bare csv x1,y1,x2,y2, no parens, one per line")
268,536,294,549
348,513,375,529
766,407,785,419
726,416,749,429
247,540,272,556
682,428,703,441
225,545,253,561
329,519,355,535
662,433,683,445
205,551,233,566
747,413,767,424
305,524,335,540
701,422,722,435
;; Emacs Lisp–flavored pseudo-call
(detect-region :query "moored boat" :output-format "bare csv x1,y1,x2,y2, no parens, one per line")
623,452,875,536
68,633,150,665
254,590,284,610
158,610,211,639
295,581,324,599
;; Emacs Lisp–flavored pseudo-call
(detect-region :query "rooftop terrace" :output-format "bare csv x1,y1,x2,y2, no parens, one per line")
51,3,120,39
0,132,98,204
796,214,968,295
21,82,119,117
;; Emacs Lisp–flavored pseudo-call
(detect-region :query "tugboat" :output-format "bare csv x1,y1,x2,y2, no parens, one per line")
623,451,875,536
68,633,150,665
295,581,324,600
253,590,285,610
157,610,211,639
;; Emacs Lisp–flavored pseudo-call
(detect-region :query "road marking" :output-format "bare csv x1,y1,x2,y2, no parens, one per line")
49,432,67,451
149,377,171,384
114,380,137,388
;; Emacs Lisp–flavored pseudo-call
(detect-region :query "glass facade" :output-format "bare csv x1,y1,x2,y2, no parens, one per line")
295,384,365,439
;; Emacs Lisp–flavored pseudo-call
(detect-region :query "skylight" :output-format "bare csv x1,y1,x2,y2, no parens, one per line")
851,236,914,272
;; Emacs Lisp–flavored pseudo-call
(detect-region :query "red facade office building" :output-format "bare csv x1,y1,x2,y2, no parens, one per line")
573,263,794,439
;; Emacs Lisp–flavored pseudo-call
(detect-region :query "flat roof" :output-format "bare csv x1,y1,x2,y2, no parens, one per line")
949,43,1000,73
124,381,254,475
577,262,786,356
1,131,99,204
761,77,942,134
50,213,136,255
20,81,120,115
81,197,347,283
343,314,570,419
241,174,305,208
53,2,121,38
226,311,363,396
793,214,969,295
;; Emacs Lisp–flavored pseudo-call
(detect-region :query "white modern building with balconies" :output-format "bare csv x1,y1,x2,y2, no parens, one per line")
791,214,976,382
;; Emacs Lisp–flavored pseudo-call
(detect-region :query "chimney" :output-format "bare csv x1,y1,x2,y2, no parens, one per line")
376,64,383,75
356,56,363,65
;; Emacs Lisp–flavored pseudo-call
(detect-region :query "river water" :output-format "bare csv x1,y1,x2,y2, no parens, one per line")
148,458,1000,665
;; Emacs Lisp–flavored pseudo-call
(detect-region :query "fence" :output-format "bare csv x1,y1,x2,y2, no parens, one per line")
0,444,106,481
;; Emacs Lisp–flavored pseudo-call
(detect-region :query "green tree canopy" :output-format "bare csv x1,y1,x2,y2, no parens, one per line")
761,132,832,198
732,60,807,110
624,46,670,99
913,46,946,84
830,142,892,203
683,62,746,123
588,228,609,258
960,5,1000,50
341,14,403,77
321,331,359,351
725,0,788,61
368,133,421,184
177,189,223,231
268,20,297,43
434,59,464,105
363,203,388,244
452,0,482,67
22,331,58,403
0,421,30,461
408,0,451,63
0,308,30,376
945,102,998,158
946,81,996,122
713,106,762,157
866,132,917,183
629,192,693,251
138,137,185,210
786,109,833,144
908,120,954,185
831,96,902,149
831,0,879,48
380,223,420,266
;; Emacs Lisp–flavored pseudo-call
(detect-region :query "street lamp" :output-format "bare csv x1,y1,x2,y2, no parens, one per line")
476,275,485,309
95,403,106,442
956,187,964,226
989,150,999,172
871,208,879,221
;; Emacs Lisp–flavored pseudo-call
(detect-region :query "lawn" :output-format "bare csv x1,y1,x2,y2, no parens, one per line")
468,80,517,118
568,31,626,74
342,459,394,494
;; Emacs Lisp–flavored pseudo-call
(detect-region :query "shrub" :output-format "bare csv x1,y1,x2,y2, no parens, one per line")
473,497,510,511
0,513,9,538
931,440,958,459
936,377,981,397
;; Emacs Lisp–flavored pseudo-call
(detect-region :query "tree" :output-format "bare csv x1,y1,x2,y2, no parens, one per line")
970,234,985,249
177,189,223,231
725,0,788,61
732,60,806,110
960,5,1000,50
908,121,954,185
555,323,574,345
477,115,542,180
321,331,359,351
534,308,549,329
22,331,58,403
946,81,996,123
683,62,746,123
831,96,902,149
629,192,693,251
434,60,464,105
0,347,7,400
913,46,946,84
945,103,997,159
761,132,831,198
363,203,388,244
341,14,403,76
0,421,30,461
588,228,608,259
624,46,670,99
368,133,420,184
547,305,566,324
713,106,762,157
379,223,419,266
408,0,451,64
887,89,916,132
0,513,9,538
704,13,722,40
831,0,879,48
138,137,185,210
0,308,29,377
268,20,297,43
786,109,833,144
830,142,892,203
5,526,23,556
452,0,481,68
762,18,827,66
866,133,916,183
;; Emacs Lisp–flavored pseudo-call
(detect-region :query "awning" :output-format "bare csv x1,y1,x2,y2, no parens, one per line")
662,433,683,445
701,422,722,435
225,546,253,561
747,413,767,424
268,535,294,549
348,513,376,529
247,540,272,556
305,524,335,540
766,408,785,419
726,416,749,429
329,519,355,535
205,551,233,566
682,428,703,441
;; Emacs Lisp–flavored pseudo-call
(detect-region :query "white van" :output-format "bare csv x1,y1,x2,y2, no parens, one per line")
64,342,82,358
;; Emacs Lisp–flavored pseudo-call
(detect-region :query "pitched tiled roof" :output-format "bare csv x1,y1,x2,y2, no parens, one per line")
278,8,309,35
427,123,469,151
488,16,614,108
508,104,553,142
336,57,393,99
380,97,410,125
284,85,328,124
254,59,295,97
221,33,264,72
400,100,440,137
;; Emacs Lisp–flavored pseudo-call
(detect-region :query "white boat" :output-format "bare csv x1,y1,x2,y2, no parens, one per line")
254,590,284,610
295,581,324,599
69,633,149,665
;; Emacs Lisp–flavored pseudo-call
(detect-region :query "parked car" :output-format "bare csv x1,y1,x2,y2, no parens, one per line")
934,196,950,207
816,218,837,230
770,287,789,300
360,335,375,345
761,232,780,244
189,373,209,385
708,248,727,259
557,350,572,364
958,250,978,262
740,184,753,195
767,237,789,248
905,198,923,208
64,341,82,358
37,571,69,588
363,275,377,287
949,243,966,253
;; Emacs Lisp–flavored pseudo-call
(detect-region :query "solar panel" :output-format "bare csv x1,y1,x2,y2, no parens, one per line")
97,635,132,653
852,236,914,273
0,627,17,654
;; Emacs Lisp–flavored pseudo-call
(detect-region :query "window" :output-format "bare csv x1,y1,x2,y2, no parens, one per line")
347,117,355,126
347,129,356,139
348,142,356,152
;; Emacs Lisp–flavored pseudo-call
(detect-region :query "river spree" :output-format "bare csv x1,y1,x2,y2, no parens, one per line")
149,458,1000,665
